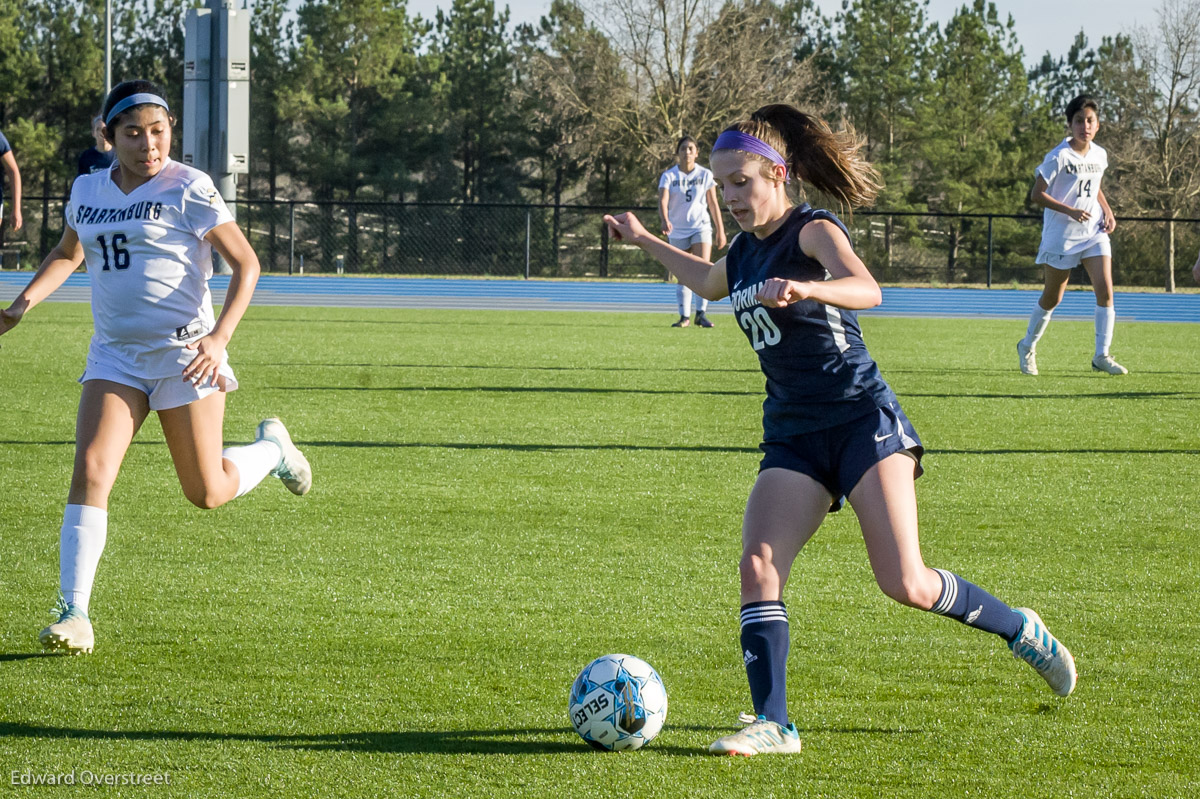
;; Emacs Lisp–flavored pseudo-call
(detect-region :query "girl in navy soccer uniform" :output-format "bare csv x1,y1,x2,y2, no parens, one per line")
604,104,1077,757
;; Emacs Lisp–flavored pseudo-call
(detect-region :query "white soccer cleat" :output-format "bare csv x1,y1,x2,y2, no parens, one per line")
39,598,94,655
708,716,802,756
1010,608,1076,697
1091,354,1128,375
1017,341,1038,375
256,418,313,496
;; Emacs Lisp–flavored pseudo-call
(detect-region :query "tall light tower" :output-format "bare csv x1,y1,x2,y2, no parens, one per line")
104,0,112,95
183,0,250,272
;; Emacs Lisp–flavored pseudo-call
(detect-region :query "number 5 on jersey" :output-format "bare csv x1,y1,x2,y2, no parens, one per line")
739,307,781,350
97,233,130,271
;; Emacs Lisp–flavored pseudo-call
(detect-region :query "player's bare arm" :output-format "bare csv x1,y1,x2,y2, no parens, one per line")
656,188,672,237
604,211,729,301
1097,188,1116,233
0,227,85,335
706,186,727,250
757,220,881,311
1031,175,1089,223
181,221,260,385
1,150,22,231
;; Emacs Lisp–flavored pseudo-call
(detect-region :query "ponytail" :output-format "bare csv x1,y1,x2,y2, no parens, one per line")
723,104,881,210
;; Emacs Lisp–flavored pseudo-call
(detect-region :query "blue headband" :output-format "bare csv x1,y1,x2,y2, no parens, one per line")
105,93,170,125
712,130,789,180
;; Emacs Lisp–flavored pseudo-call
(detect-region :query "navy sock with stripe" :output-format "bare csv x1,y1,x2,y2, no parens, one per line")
740,600,790,725
930,568,1023,641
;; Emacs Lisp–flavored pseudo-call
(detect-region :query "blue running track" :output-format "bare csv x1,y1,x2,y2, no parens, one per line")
1,272,1197,322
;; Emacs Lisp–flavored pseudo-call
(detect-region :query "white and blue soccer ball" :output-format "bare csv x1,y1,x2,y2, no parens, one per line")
568,653,667,751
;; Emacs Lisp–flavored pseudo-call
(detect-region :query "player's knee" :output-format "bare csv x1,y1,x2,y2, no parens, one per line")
181,483,228,510
73,452,120,495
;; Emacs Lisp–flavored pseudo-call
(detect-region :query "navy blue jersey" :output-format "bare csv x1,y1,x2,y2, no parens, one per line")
77,147,115,176
725,203,896,438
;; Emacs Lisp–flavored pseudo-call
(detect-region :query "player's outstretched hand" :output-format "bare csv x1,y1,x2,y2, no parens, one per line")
756,278,811,308
0,304,26,337
603,212,650,244
182,334,228,387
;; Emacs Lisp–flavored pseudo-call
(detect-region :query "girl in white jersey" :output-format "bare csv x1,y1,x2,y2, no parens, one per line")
0,81,312,655
1018,95,1126,375
658,136,726,327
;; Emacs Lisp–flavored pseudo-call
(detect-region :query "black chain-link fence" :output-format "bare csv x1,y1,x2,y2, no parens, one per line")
5,197,1197,289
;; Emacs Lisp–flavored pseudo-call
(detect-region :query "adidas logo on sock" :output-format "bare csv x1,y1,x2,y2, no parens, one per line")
743,649,758,666
966,605,983,625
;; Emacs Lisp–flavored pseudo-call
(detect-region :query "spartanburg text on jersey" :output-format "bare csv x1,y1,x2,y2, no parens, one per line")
724,204,896,440
1036,138,1108,255
658,165,715,237
66,158,235,378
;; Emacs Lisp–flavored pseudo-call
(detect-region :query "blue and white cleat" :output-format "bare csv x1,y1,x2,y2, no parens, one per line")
39,596,94,655
1010,607,1076,696
256,418,313,496
708,715,802,756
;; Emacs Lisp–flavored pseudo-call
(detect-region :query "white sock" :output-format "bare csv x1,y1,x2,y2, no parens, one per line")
677,284,693,317
1022,305,1054,348
696,296,708,313
1095,305,1115,357
60,504,108,614
222,439,283,498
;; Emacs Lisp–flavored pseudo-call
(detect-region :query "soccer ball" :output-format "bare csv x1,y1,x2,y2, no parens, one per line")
568,654,667,751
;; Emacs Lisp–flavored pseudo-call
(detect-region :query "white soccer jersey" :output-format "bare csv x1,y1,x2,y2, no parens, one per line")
66,158,236,378
1036,138,1108,255
658,165,715,237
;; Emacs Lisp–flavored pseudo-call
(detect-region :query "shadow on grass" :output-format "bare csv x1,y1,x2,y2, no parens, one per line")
928,447,1200,456
904,391,1196,400
2,440,1194,457
0,653,66,662
302,441,761,454
888,367,1200,377
0,722,917,756
253,362,760,375
298,441,1199,457
275,385,761,397
244,316,686,330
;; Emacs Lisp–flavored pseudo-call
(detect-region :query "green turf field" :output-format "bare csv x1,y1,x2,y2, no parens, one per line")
1,303,1197,797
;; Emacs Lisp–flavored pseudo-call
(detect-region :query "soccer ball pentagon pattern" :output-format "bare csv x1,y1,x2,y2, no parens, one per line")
568,654,668,751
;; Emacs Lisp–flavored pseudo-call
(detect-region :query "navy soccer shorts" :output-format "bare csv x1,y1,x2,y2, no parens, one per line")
758,400,924,512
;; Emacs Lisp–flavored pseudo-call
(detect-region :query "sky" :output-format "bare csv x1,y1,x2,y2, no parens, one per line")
404,0,1164,65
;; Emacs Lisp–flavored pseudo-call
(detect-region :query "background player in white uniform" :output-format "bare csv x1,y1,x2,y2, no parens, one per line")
0,80,312,655
658,136,726,327
1018,95,1126,375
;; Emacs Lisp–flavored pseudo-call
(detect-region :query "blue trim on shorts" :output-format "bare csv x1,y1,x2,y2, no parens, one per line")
758,401,924,512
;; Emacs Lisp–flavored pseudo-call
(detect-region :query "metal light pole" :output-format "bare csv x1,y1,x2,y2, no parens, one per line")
184,0,250,274
104,0,112,94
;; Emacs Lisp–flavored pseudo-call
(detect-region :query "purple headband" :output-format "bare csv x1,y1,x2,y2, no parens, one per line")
712,130,789,180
